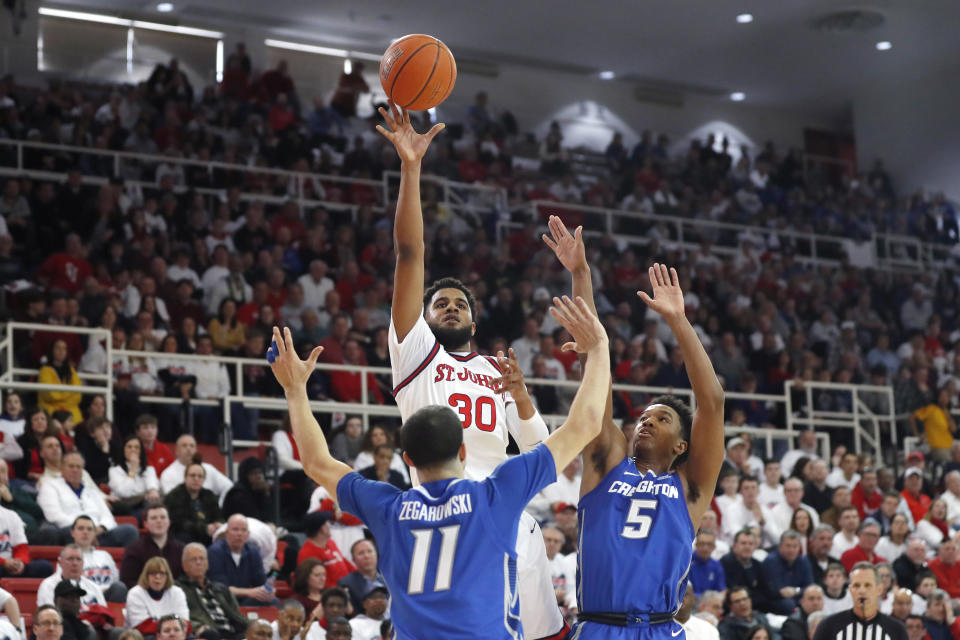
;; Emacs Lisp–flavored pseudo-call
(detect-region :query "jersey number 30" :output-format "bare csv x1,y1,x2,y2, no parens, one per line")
621,499,657,539
407,525,460,594
448,394,496,431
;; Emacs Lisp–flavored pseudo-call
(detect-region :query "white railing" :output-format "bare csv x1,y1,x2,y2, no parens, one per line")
784,380,897,455
501,200,954,273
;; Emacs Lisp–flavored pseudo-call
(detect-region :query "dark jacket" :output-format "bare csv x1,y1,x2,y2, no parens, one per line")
892,553,926,590
120,532,185,587
221,457,272,523
721,552,778,613
358,465,408,490
808,554,840,587
177,575,248,635
75,431,120,484
718,612,778,640
762,551,814,614
338,570,386,614
164,484,222,545
13,432,41,480
1,483,45,538
781,609,811,640
207,539,265,589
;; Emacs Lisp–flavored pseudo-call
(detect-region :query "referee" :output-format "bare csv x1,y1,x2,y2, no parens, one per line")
813,562,907,640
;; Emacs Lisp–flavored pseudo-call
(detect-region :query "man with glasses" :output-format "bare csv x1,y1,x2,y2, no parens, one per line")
812,563,907,640
177,543,247,640
33,605,64,640
38,545,105,608
840,521,887,572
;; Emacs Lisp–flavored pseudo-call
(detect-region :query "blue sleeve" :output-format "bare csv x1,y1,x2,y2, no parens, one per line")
482,444,557,536
206,546,227,585
337,472,403,534
798,557,813,588
761,555,783,592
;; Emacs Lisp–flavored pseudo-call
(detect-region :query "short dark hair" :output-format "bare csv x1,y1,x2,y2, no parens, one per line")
134,414,158,429
738,476,759,490
321,587,348,606
423,277,476,318
400,405,463,469
71,515,94,529
647,395,692,468
326,616,350,630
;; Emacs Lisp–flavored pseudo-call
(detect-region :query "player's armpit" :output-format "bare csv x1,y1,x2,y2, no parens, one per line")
578,380,626,499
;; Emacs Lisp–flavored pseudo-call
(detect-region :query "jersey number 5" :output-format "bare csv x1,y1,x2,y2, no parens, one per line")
621,499,657,539
448,394,496,431
408,525,460,594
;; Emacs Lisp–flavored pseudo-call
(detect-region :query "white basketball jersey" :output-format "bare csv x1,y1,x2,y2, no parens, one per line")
389,313,513,484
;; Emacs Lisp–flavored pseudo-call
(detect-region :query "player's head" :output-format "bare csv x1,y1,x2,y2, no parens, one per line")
423,277,476,351
400,405,466,473
634,395,692,469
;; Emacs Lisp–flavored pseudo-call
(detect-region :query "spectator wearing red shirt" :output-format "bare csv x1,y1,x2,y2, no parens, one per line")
902,468,931,524
135,415,173,475
852,468,884,520
268,93,296,133
840,520,887,573
318,314,350,365
219,56,249,99
929,537,960,599
335,261,373,312
296,512,355,588
330,340,384,405
238,282,271,328
269,201,306,241
259,60,296,104
329,63,368,118
36,234,92,295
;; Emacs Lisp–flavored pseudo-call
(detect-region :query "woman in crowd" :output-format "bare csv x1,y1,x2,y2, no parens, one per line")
127,332,163,396
125,557,190,636
351,424,409,484
291,557,326,619
916,498,949,550
789,508,813,555
108,435,160,516
37,339,84,423
208,298,245,354
876,513,911,560
0,392,25,439
14,407,51,486
75,416,120,485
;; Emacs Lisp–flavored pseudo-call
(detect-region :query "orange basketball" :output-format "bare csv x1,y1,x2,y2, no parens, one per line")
379,34,457,111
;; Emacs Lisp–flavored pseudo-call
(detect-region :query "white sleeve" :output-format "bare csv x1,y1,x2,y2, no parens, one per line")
92,493,117,530
86,577,106,606
271,431,303,471
125,587,150,628
8,512,25,548
219,365,231,398
388,311,438,388
108,466,138,498
103,550,119,586
505,403,550,454
37,484,71,528
145,466,159,492
36,578,55,607
391,452,410,484
209,465,234,497
0,437,22,462
172,586,190,620
160,466,179,496
353,451,373,471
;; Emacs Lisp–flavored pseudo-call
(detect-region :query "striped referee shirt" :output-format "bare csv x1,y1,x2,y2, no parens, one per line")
812,610,908,640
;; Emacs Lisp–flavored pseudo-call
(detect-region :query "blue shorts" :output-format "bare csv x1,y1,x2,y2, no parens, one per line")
567,620,686,640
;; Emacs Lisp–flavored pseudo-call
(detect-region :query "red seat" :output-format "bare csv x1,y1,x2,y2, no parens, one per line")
101,547,125,564
197,444,227,474
115,515,139,528
1,578,41,612
27,546,62,562
239,606,278,621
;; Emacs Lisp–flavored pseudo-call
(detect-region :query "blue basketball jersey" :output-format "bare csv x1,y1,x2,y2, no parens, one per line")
576,457,694,617
337,443,557,640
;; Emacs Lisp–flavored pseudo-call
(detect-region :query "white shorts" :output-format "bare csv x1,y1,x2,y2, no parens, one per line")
517,511,567,640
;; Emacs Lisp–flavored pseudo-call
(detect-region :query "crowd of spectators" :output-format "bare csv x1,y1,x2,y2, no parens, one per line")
0,44,958,640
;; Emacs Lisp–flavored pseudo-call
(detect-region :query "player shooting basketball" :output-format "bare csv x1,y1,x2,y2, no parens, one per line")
542,216,725,639
375,103,569,639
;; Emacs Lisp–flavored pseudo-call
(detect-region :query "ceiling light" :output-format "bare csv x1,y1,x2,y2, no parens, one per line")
730,92,746,102
156,2,174,12
736,13,753,24
599,70,615,80
875,41,892,51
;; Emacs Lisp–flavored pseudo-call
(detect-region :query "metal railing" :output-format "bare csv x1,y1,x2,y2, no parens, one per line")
501,200,954,273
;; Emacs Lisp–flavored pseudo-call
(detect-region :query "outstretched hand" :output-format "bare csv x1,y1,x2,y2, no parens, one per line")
542,215,586,273
637,263,685,321
549,295,607,354
267,326,323,391
375,101,445,164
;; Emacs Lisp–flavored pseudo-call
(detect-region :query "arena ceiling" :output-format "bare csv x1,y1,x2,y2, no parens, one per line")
45,0,960,120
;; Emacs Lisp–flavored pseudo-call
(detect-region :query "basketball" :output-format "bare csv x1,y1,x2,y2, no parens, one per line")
379,34,457,111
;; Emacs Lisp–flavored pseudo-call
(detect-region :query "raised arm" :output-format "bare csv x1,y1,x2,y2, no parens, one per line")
376,103,445,341
542,296,610,473
542,215,624,496
267,327,352,497
638,264,724,521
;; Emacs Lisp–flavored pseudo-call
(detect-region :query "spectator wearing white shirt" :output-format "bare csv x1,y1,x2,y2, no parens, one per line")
0,392,25,440
37,450,139,546
620,184,654,214
542,524,577,615
759,459,786,511
542,457,582,513
350,425,410,485
108,435,160,511
206,255,252,316
167,249,202,290
37,544,106,608
271,599,306,640
298,260,335,312
679,582,720,640
534,334,566,381
769,478,820,541
159,434,233,500
0,503,52,578
939,471,960,525
726,476,780,548
509,318,542,372
826,452,861,491
349,585,388,640
200,246,231,304
781,429,821,478
70,515,126,602
875,513,911,562
830,506,861,558
187,336,232,443
125,556,190,635
700,511,730,560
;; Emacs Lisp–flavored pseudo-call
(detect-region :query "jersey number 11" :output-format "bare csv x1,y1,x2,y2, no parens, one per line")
407,525,461,594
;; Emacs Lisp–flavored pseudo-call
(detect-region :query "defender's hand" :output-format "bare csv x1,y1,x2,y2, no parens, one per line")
549,296,607,354
542,215,586,273
267,327,323,391
637,263,685,322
